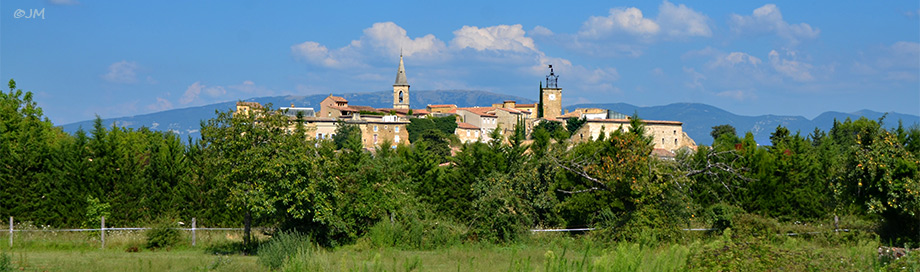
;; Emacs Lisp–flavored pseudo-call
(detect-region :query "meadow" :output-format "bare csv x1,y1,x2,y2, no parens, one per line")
1,224,915,272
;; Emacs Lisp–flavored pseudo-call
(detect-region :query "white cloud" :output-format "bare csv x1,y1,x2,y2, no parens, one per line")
363,22,447,57
530,26,554,37
102,61,138,83
179,82,227,105
710,52,762,68
768,49,814,81
579,7,660,38
292,22,446,68
451,24,537,53
291,41,345,68
657,1,712,38
729,4,819,45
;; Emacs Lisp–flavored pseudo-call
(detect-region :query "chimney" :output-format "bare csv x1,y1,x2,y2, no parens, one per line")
503,100,516,109
291,103,295,108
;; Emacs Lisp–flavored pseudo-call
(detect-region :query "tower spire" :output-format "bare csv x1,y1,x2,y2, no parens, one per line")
394,52,408,86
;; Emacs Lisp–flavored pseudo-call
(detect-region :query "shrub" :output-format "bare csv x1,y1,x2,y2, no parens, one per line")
705,203,743,232
364,217,466,250
258,231,313,270
145,222,181,249
731,213,779,241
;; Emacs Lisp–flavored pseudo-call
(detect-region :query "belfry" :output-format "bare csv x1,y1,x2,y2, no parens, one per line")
393,53,410,109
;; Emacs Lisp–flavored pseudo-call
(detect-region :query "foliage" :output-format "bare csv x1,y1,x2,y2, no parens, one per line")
565,117,587,137
332,121,362,151
258,231,314,270
145,221,181,249
406,116,457,143
710,124,736,142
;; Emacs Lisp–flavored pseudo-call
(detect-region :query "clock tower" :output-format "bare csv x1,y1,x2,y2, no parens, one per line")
541,65,562,119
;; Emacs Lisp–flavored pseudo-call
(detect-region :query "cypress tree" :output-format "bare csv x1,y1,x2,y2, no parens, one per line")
537,82,544,118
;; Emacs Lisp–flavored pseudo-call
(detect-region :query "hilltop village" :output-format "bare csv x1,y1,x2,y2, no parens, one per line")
236,55,697,156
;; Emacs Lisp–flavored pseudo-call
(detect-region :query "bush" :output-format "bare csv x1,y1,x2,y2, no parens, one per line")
705,203,743,232
145,222,181,249
364,217,466,250
731,213,779,241
258,231,314,270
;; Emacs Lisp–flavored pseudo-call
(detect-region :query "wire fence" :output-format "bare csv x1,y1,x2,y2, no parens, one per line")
4,216,255,249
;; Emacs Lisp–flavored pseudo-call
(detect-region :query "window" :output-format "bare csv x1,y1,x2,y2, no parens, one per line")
317,133,323,139
675,139,678,145
385,125,388,129
467,131,470,137
374,125,378,132
673,130,676,135
662,138,665,144
374,134,378,144
394,135,400,143
395,126,399,133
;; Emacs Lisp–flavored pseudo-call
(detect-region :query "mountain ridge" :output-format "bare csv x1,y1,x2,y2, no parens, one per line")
60,90,919,146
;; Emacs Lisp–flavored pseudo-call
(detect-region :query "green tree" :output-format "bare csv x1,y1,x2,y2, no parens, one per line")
711,124,737,142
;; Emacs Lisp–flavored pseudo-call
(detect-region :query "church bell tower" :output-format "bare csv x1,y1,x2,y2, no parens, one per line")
393,53,410,109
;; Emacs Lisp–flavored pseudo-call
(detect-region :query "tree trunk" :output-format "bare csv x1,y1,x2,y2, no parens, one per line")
243,210,252,247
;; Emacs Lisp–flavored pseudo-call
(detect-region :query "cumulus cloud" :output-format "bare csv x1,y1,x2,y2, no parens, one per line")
102,61,139,83
768,49,814,81
656,1,712,38
579,7,660,38
451,24,537,53
577,1,710,40
729,4,819,45
292,22,446,68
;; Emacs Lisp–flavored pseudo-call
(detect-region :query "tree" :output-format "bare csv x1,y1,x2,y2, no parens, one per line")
711,124,737,142
537,82,544,118
566,117,587,138
200,104,336,246
333,121,362,151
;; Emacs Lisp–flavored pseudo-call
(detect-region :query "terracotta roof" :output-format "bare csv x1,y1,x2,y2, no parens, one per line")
427,104,456,108
327,95,348,102
456,122,479,129
516,103,536,108
496,108,527,114
458,107,497,117
412,109,430,115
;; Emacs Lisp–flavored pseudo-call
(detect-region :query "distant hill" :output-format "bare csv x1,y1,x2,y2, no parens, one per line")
567,103,920,145
60,90,919,146
60,90,534,139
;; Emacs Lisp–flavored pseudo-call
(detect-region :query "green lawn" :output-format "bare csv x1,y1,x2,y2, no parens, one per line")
4,249,260,272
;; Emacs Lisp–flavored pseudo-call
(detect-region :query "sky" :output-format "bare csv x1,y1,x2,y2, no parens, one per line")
1,0,918,125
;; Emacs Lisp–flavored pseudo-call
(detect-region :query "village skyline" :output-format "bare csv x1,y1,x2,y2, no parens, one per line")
1,0,918,125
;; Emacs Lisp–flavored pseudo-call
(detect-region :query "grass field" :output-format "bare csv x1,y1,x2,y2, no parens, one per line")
1,229,917,271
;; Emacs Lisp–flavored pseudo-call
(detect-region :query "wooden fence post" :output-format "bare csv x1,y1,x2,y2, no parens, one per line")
101,216,105,249
8,217,12,248
191,217,196,247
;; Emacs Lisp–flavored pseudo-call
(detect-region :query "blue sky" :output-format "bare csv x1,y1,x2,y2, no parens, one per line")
1,0,918,125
